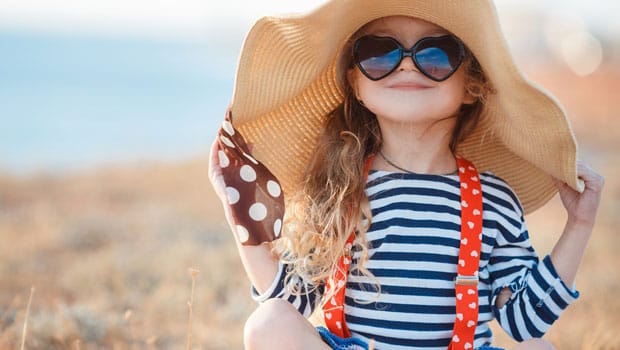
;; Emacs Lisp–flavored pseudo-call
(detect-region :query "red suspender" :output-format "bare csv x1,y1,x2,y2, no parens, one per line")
449,156,483,350
323,231,356,338
322,156,483,349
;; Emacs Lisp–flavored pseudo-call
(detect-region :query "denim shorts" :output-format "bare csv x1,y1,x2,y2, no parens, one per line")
316,326,368,350
316,326,504,350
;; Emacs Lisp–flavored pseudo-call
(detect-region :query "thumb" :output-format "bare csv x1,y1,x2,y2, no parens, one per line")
552,177,564,189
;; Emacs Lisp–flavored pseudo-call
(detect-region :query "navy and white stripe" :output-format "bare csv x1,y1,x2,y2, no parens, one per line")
250,170,579,349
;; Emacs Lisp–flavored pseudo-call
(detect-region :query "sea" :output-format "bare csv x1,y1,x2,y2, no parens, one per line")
0,29,240,175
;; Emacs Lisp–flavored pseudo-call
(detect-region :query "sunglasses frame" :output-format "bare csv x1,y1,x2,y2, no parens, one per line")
353,34,466,82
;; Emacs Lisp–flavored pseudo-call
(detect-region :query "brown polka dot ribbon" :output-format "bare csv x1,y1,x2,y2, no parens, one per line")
215,108,285,246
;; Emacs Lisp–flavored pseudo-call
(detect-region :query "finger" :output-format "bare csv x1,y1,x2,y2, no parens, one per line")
576,161,603,184
208,138,222,174
551,176,569,189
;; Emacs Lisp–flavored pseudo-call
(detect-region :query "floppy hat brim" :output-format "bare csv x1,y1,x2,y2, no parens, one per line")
228,0,584,215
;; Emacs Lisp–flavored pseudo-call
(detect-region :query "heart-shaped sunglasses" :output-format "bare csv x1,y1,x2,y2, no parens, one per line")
353,34,466,82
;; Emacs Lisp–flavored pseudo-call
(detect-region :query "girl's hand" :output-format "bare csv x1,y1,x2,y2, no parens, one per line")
208,135,235,213
553,160,605,230
208,107,286,246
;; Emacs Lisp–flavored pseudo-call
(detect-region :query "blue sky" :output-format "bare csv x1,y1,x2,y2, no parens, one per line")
1,0,618,40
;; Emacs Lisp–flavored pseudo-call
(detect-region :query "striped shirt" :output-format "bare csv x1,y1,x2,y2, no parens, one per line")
250,169,579,349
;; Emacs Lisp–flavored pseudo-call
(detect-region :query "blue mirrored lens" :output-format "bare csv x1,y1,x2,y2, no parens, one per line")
359,47,401,79
415,47,454,80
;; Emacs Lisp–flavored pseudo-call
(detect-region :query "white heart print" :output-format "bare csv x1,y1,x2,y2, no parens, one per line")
325,312,332,320
456,313,463,321
452,335,460,343
457,293,463,300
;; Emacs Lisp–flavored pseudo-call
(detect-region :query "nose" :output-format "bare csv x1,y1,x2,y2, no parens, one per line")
398,51,419,73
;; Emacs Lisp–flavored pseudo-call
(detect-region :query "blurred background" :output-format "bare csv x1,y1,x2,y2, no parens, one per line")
0,0,618,348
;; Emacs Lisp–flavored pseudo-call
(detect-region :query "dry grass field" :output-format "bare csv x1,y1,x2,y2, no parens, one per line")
0,64,618,349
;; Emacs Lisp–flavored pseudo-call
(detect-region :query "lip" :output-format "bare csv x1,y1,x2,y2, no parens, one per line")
389,83,429,89
387,79,432,89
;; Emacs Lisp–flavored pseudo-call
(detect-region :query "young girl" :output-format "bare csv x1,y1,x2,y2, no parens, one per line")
208,1,604,349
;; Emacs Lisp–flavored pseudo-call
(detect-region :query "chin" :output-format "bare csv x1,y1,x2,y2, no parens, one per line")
369,105,443,122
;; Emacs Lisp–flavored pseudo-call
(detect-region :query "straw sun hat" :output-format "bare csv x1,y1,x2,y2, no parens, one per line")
225,0,585,215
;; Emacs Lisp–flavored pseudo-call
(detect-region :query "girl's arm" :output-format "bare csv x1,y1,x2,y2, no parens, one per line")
209,136,280,294
225,205,280,295
549,161,605,286
495,161,604,309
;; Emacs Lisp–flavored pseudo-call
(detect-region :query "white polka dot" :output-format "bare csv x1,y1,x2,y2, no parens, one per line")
243,152,259,165
222,120,235,136
240,165,256,182
220,135,235,148
249,202,267,221
218,150,229,168
274,219,282,237
226,187,240,204
236,225,249,243
267,180,281,197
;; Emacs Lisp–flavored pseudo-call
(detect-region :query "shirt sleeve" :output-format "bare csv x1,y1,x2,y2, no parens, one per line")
249,259,325,318
488,208,580,341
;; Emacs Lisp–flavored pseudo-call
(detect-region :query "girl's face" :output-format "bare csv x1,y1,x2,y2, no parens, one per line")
347,16,475,126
